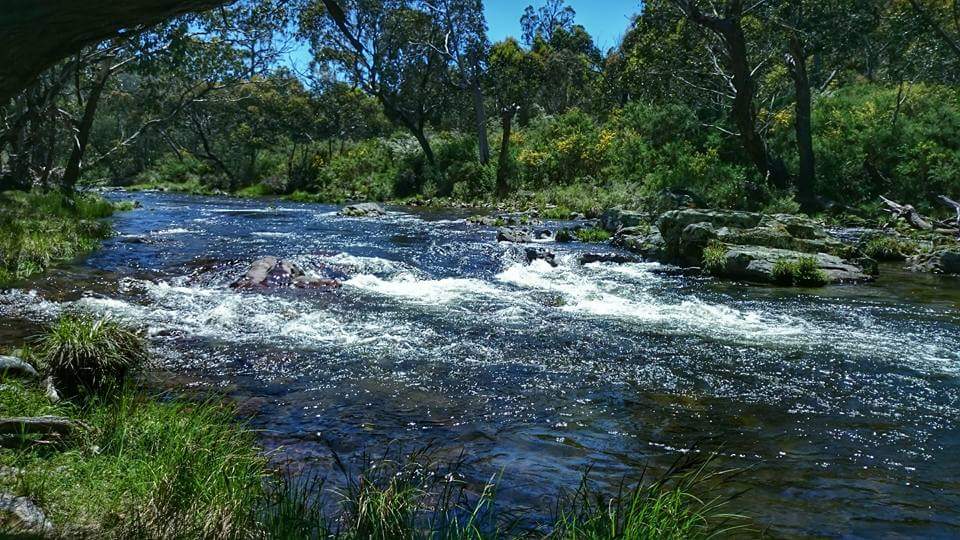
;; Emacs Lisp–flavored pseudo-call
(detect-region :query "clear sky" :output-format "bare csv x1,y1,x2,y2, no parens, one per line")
484,0,642,52
284,1,643,73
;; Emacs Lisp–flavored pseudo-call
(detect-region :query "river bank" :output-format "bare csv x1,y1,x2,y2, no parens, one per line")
2,190,960,537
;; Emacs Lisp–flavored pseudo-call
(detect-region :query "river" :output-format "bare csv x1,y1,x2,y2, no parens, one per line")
1,192,959,538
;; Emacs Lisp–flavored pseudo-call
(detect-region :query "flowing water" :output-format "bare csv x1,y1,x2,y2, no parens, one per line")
2,192,960,538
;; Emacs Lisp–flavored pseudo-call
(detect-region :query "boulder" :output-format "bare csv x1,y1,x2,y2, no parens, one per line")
497,227,533,243
615,230,667,261
908,250,960,274
657,209,762,254
339,203,387,217
525,247,558,267
534,229,554,240
231,257,341,289
713,246,873,285
600,208,650,233
0,493,52,536
579,253,641,265
0,356,39,380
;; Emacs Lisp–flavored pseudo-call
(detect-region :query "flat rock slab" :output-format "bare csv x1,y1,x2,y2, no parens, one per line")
0,356,39,380
721,246,873,285
0,416,82,437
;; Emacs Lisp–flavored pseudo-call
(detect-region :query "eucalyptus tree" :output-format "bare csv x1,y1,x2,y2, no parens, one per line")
520,0,576,46
299,0,446,164
426,0,492,164
487,38,539,195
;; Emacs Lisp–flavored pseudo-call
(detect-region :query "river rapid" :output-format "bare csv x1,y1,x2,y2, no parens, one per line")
1,192,959,538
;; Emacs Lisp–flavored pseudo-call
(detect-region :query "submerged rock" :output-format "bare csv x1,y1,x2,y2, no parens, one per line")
339,203,386,218
231,257,341,290
525,247,558,267
0,356,38,380
579,253,640,265
497,227,534,243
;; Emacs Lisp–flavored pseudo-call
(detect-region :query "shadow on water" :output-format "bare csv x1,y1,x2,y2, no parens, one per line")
2,191,960,538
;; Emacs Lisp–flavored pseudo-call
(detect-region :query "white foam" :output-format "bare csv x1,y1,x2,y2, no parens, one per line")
152,228,196,236
345,273,503,305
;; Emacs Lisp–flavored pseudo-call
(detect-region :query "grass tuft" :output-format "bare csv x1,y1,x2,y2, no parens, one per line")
702,241,728,274
772,256,829,287
574,228,612,243
0,190,129,286
862,235,919,261
33,313,147,397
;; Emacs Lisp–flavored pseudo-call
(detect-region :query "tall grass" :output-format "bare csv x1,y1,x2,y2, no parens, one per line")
0,190,128,286
33,313,148,397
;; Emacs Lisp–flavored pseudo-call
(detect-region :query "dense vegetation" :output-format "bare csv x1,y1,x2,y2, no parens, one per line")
2,0,958,218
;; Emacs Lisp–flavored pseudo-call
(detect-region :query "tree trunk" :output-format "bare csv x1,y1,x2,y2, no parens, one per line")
413,126,435,166
471,75,491,165
674,0,790,189
496,106,517,198
787,37,817,211
62,59,113,192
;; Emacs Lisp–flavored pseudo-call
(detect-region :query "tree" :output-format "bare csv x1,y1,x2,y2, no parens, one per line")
299,0,445,164
520,0,576,46
669,0,791,192
487,38,538,195
427,0,492,164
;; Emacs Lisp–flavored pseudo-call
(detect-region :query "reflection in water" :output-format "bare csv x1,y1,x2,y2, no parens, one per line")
1,192,959,538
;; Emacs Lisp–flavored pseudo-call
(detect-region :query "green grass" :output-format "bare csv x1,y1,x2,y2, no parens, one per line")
772,256,829,287
234,183,276,198
702,241,728,274
574,228,612,243
0,190,129,286
0,383,267,538
33,313,148,397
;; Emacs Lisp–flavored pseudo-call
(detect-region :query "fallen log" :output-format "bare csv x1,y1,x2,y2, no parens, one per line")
0,356,39,380
0,416,83,437
880,196,933,230
938,195,960,228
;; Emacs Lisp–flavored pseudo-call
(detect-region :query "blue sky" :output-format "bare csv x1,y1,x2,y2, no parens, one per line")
484,0,642,52
284,0,642,73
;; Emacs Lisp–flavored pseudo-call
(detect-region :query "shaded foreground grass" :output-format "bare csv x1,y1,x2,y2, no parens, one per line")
1,312,751,538
0,190,133,286
1,378,751,538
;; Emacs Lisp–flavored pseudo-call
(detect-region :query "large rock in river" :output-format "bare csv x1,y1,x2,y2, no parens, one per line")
600,208,650,233
712,246,873,284
908,250,960,274
339,203,387,217
231,257,341,289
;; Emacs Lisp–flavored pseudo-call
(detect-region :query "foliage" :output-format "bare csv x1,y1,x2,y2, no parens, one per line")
34,313,147,397
772,257,829,287
0,191,124,286
799,83,960,209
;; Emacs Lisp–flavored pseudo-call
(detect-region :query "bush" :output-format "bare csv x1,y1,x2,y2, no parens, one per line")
798,83,960,209
772,257,829,287
34,313,147,397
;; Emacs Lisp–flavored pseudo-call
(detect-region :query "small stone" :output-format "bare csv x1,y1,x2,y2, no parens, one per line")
0,356,38,380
